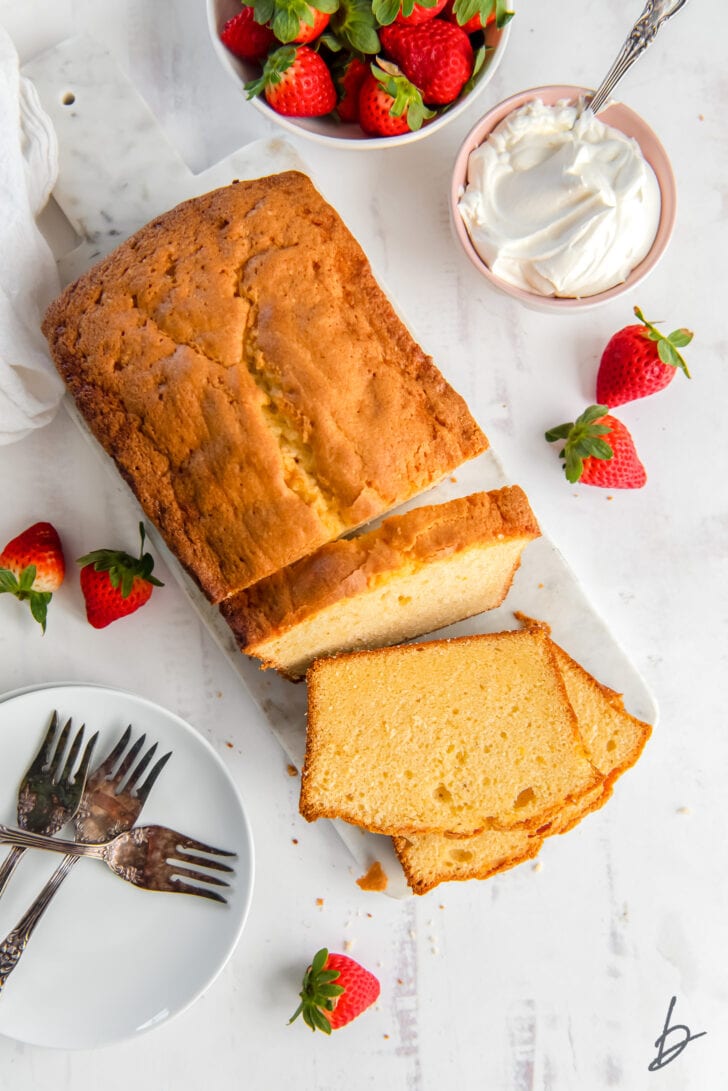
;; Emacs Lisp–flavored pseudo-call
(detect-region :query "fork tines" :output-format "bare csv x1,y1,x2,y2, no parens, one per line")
167,836,236,904
26,711,98,785
92,725,172,803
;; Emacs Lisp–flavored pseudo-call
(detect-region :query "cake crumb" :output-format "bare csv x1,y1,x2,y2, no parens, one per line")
383,1034,390,1040
366,912,373,918
315,898,324,907
225,741,234,749
291,838,298,844
676,806,691,815
450,476,457,483
356,860,388,892
343,939,354,952
286,763,298,777
532,860,543,873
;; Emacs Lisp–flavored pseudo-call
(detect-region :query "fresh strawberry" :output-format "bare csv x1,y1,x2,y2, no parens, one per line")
77,523,163,629
358,63,434,136
289,948,380,1033
395,0,448,25
545,405,647,489
379,20,474,105
220,7,276,61
335,56,369,122
293,5,330,41
442,0,513,31
245,45,336,116
251,0,337,44
373,0,445,26
0,521,65,633
596,305,694,408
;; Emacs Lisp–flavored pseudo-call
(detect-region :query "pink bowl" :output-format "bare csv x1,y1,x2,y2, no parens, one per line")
450,85,677,311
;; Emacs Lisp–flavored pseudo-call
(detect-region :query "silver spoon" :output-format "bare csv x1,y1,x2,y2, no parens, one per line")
587,0,690,115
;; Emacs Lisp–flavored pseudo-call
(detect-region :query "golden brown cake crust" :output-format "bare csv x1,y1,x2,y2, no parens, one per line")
221,486,540,651
42,172,487,602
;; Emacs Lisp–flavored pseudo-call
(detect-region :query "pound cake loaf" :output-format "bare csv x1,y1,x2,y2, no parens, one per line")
42,171,487,603
221,486,540,679
300,626,601,837
393,633,652,893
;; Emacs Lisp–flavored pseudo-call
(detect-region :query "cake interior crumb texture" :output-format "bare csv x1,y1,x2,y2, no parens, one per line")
392,635,652,894
42,171,487,602
301,628,601,837
222,486,540,679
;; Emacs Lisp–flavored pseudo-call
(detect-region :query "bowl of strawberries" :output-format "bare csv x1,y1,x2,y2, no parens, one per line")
207,0,513,145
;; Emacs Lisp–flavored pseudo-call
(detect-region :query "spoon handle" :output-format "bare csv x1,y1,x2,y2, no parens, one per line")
589,0,690,115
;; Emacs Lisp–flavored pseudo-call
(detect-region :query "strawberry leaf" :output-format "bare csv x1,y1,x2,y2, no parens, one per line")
0,565,52,632
668,328,693,349
245,45,297,97
657,339,681,368
77,523,163,599
18,564,37,593
452,0,485,25
0,569,19,594
252,0,338,41
372,0,402,25
254,0,275,22
331,0,380,53
494,0,514,26
29,591,52,633
546,405,614,483
319,29,343,48
633,305,693,378
372,64,434,130
459,44,488,97
564,449,584,484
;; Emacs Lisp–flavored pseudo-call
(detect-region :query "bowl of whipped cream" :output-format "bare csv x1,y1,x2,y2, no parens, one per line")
450,85,676,310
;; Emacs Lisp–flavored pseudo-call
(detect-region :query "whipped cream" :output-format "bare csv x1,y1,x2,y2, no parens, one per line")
458,99,661,298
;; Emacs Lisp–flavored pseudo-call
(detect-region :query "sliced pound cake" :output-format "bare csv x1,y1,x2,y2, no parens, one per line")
300,626,601,837
221,486,540,679
392,634,652,893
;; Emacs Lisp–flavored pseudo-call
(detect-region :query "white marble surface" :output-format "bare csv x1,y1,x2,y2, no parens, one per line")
0,0,726,1087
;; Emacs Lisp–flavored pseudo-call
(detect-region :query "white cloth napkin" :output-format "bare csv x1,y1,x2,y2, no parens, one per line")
0,24,64,445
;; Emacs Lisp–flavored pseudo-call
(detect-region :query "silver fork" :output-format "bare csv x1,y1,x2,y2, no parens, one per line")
0,711,97,898
0,824,236,903
0,726,171,991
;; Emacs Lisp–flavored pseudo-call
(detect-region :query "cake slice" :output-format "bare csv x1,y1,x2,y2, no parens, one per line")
393,636,652,894
221,486,540,679
42,171,486,602
300,626,601,837
541,644,652,835
392,826,541,897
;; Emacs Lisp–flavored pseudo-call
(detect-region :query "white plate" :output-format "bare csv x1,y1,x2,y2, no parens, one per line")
0,683,254,1050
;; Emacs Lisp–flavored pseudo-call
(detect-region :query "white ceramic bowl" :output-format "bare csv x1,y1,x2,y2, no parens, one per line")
207,0,513,149
450,85,677,312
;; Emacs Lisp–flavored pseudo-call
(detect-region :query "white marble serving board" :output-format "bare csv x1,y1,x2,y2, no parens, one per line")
24,35,657,899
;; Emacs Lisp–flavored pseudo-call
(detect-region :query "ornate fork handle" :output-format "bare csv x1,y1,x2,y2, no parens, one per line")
0,848,27,899
0,824,104,857
0,856,79,990
589,0,691,114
